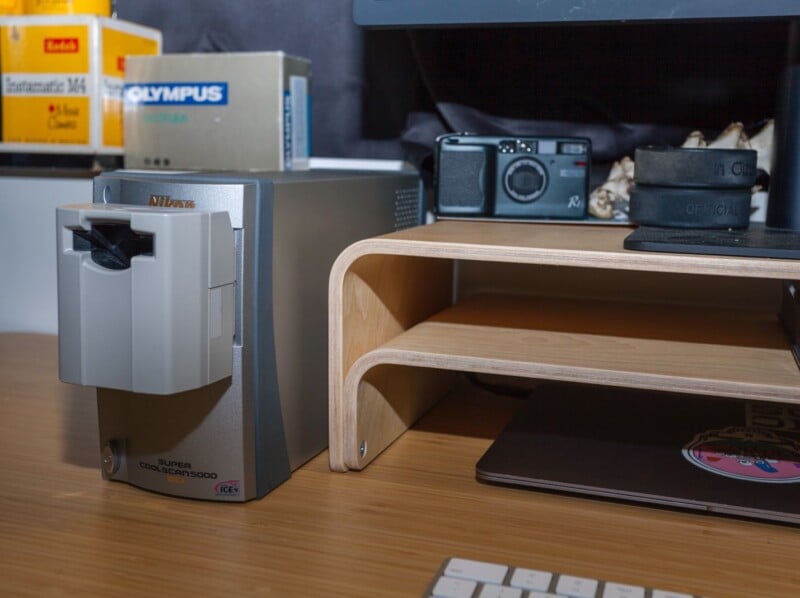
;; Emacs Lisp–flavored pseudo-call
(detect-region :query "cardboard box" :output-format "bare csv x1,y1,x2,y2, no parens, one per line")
0,15,161,154
123,52,311,171
24,0,110,16
0,0,23,14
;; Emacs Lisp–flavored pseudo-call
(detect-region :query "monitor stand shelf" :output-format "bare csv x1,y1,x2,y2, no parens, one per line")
328,220,800,472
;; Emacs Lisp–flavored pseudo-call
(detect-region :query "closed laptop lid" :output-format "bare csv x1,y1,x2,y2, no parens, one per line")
476,383,800,524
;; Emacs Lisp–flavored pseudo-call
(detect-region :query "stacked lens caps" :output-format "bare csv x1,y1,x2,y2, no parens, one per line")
629,146,758,228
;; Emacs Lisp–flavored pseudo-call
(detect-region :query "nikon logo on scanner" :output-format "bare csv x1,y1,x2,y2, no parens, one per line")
149,195,196,208
123,82,228,106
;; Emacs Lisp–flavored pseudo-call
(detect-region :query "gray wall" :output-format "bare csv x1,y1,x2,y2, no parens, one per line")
0,177,93,334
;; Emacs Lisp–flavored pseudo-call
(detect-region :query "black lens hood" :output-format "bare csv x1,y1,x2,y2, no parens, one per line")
629,184,752,229
634,146,758,189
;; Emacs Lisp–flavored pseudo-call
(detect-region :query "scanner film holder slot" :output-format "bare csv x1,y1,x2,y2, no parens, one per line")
72,223,154,270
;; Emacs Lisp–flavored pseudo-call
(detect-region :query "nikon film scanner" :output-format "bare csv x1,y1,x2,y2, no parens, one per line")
57,169,422,501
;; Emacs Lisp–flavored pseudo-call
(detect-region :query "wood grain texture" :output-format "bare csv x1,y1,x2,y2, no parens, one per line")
3,334,800,598
375,294,800,402
456,261,782,311
328,250,453,471
376,220,800,279
329,221,800,471
347,365,458,470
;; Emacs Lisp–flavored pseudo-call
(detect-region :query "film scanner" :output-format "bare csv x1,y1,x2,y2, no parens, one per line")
56,169,423,501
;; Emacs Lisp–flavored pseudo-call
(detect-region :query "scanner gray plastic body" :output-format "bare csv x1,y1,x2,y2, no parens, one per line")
56,169,423,501
57,204,235,394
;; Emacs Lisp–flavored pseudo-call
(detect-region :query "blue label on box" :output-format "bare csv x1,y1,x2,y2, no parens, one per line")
283,89,292,169
123,82,229,106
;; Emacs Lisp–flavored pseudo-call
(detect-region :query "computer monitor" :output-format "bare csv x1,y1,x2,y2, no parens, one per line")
354,0,800,27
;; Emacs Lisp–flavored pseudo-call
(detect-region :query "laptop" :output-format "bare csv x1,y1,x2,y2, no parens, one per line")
476,383,800,524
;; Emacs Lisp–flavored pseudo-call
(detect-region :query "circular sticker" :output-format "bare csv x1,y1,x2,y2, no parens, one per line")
682,426,800,483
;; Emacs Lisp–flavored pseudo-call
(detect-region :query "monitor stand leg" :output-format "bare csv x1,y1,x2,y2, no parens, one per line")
767,20,800,231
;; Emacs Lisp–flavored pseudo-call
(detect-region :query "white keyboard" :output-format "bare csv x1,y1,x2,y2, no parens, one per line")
424,557,701,598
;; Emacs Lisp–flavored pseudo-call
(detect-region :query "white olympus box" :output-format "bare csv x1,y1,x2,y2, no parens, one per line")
123,52,311,171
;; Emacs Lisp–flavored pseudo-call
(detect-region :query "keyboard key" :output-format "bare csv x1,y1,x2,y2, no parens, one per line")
652,591,694,598
603,581,646,598
478,583,523,598
444,558,508,585
427,557,700,598
431,576,477,598
555,574,599,598
509,567,553,591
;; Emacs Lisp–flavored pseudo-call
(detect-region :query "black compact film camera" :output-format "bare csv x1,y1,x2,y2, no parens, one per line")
434,133,591,219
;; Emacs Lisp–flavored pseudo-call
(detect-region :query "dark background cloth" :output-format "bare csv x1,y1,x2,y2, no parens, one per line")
116,0,421,159
116,1,790,180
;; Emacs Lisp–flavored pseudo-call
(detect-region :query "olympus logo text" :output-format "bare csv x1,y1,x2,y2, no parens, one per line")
123,82,228,106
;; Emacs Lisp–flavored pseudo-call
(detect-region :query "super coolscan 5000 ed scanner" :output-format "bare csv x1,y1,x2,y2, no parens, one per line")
56,169,423,501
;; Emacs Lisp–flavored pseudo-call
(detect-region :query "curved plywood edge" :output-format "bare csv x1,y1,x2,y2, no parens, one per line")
342,364,458,470
328,239,453,471
367,221,800,279
338,285,800,468
328,222,800,471
349,313,799,400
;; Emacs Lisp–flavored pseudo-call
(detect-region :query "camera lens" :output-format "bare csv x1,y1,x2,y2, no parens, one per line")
503,158,547,202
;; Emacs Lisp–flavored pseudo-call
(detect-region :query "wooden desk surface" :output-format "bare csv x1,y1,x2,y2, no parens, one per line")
1,334,799,597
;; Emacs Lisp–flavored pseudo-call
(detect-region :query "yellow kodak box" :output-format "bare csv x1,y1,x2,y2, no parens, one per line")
24,0,110,16
0,0,23,15
0,15,161,154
